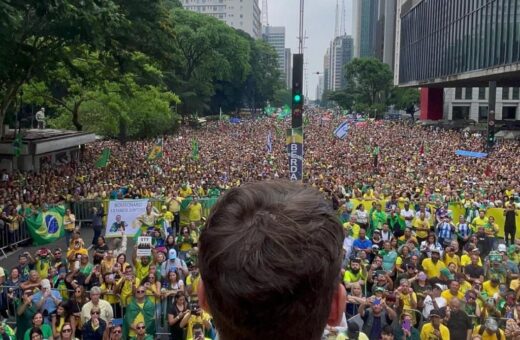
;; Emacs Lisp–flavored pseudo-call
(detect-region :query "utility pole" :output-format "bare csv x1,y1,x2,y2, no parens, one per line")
288,0,305,182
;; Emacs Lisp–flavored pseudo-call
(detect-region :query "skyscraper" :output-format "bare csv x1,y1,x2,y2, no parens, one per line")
180,0,261,38
262,26,287,88
285,48,292,89
329,35,354,91
353,0,378,58
323,48,331,94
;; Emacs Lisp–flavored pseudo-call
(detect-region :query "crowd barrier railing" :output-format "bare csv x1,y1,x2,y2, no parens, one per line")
0,221,32,259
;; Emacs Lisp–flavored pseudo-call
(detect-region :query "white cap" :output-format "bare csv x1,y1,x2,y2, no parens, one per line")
41,279,51,289
498,244,507,253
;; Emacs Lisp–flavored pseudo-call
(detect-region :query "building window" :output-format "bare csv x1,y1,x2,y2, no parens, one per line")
503,87,510,100
455,87,463,100
513,88,520,100
478,87,486,100
503,106,517,120
478,106,488,122
452,106,470,120
465,87,473,100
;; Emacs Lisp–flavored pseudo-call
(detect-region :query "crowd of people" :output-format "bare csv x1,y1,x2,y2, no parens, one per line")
0,112,518,339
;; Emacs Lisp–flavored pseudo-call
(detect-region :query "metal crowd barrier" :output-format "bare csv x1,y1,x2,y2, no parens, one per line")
0,221,32,258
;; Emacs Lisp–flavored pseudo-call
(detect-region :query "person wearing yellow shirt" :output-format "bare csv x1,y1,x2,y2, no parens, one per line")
179,184,193,198
441,281,464,301
116,266,141,307
482,278,500,298
443,246,460,268
472,318,505,340
471,211,489,232
342,219,361,239
123,285,156,338
421,249,446,279
412,212,430,243
461,248,483,267
188,199,202,223
420,310,450,340
180,307,212,340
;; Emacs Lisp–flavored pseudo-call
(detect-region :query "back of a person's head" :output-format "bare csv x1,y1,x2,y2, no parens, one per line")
199,181,344,340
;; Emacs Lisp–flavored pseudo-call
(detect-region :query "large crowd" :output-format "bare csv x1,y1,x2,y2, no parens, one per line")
0,112,519,339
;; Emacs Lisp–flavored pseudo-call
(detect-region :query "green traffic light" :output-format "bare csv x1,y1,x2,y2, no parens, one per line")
293,94,302,103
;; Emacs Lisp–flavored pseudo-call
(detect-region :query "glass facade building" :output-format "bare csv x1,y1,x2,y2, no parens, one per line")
399,0,520,85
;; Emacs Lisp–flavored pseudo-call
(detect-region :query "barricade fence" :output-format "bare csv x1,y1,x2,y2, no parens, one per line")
0,220,32,258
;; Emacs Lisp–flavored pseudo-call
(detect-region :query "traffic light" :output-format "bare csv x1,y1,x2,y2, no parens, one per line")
292,54,304,128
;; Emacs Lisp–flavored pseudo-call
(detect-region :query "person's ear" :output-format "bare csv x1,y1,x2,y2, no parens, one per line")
327,283,347,326
197,279,210,313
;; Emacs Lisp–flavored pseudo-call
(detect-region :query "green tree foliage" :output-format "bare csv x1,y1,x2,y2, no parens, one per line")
272,88,292,107
1,1,282,137
390,87,420,119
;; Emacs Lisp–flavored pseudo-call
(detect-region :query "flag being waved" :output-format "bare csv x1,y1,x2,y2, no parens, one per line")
147,137,163,161
266,131,273,153
25,206,66,245
95,148,111,168
333,120,350,139
191,139,199,160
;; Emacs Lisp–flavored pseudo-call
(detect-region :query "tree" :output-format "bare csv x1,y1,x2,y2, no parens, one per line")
327,90,355,110
344,58,393,116
390,87,420,120
0,0,124,137
272,88,292,107
243,39,282,116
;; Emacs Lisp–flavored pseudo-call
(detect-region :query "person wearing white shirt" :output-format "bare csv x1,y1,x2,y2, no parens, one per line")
80,286,114,324
422,284,447,318
400,203,415,228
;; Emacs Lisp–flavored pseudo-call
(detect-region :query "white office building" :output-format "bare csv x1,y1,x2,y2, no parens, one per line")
180,0,261,38
445,87,520,121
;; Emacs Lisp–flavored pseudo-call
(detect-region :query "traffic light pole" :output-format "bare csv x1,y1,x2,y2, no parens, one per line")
288,54,304,181
488,81,496,148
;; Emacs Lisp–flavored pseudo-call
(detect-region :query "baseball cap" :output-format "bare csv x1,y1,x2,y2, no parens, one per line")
498,244,507,253
168,249,177,260
374,286,385,293
417,272,427,281
433,283,444,290
430,248,441,254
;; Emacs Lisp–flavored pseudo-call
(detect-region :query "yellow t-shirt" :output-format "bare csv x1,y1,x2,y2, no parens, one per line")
129,302,145,337
421,258,446,279
186,312,212,340
459,280,472,295
179,187,193,197
441,289,464,302
400,292,417,310
186,274,201,297
482,280,499,298
461,254,483,267
472,325,505,340
100,283,118,304
119,277,141,307
471,216,489,231
135,262,150,281
443,254,460,268
420,322,450,340
510,279,520,291
413,218,430,239
35,260,51,279
188,203,202,222
343,222,360,238
163,211,174,223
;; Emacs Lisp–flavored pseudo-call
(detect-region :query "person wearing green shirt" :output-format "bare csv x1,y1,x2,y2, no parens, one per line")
123,285,156,339
15,289,37,340
23,312,53,340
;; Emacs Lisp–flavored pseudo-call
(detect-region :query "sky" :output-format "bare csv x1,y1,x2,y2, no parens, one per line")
268,0,353,100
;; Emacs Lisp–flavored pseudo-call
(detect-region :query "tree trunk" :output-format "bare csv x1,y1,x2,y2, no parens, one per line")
72,102,83,131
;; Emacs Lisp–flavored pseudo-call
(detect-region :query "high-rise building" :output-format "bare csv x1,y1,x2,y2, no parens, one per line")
323,48,331,94
329,35,354,91
180,0,261,38
316,75,325,101
284,48,292,89
262,26,287,87
374,0,397,69
353,0,378,58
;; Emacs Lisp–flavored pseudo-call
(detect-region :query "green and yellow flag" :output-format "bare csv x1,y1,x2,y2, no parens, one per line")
25,206,65,245
147,137,163,161
95,148,111,168
191,139,199,161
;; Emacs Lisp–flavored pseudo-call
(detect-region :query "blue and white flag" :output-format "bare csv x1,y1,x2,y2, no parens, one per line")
266,131,273,153
455,150,488,158
333,120,350,139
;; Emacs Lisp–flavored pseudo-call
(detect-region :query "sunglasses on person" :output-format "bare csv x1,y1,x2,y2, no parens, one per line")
137,326,145,330
112,329,122,334
91,311,100,315
62,328,72,333
137,290,145,293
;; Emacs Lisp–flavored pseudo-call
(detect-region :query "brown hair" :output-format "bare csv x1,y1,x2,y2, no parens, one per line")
199,181,343,340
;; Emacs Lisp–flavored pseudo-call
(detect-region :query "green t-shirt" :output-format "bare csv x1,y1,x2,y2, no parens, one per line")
24,324,52,340
15,300,36,340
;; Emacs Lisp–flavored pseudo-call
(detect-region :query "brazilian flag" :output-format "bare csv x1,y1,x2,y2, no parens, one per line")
25,206,65,245
147,137,163,161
